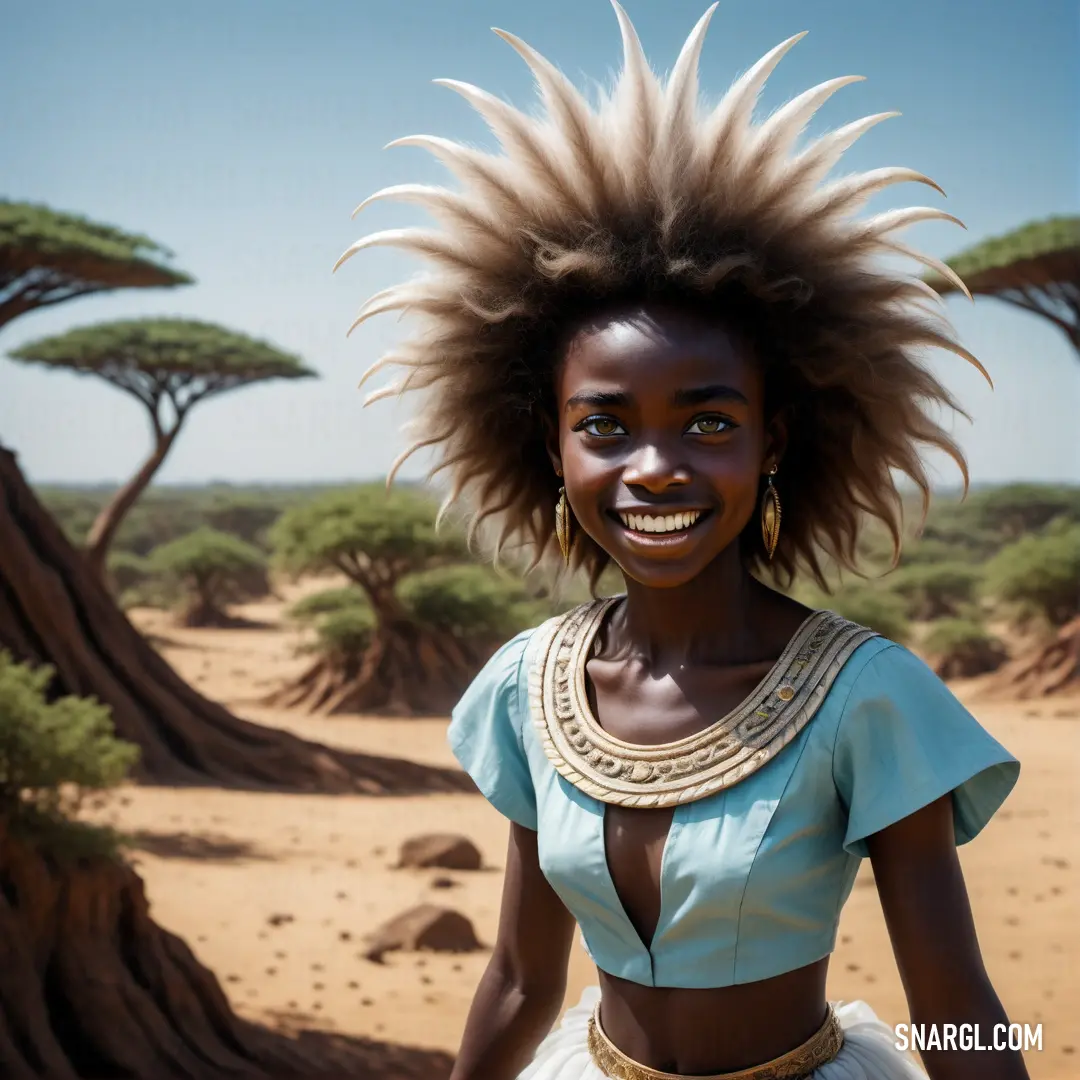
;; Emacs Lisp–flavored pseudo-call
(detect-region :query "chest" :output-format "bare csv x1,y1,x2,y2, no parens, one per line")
586,656,779,947
525,706,853,986
520,602,877,985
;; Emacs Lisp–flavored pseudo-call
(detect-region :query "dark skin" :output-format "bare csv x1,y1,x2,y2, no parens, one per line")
449,304,1028,1080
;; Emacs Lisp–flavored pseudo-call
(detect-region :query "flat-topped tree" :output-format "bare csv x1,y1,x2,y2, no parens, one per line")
0,206,469,792
9,318,316,577
927,215,1080,697
0,200,191,329
270,485,500,715
925,215,1080,350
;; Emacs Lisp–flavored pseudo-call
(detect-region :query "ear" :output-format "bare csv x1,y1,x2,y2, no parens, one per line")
542,413,563,478
763,409,789,473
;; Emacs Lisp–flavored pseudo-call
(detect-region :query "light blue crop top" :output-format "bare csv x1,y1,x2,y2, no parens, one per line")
446,618,1020,989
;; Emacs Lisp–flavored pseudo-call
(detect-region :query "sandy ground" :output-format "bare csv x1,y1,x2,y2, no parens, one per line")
84,589,1079,1079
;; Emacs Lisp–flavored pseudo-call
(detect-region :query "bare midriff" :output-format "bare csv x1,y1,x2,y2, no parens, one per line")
595,957,831,1075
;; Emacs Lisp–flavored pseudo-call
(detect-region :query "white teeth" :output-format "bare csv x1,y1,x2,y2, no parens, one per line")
618,510,702,534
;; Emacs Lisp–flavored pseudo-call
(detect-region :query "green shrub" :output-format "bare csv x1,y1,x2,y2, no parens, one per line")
966,484,1080,542
286,588,375,660
312,604,378,660
106,550,151,594
288,587,369,623
982,524,1080,627
923,618,1007,679
399,565,549,641
888,562,981,620
147,527,270,625
897,537,965,567
0,651,139,858
824,586,911,643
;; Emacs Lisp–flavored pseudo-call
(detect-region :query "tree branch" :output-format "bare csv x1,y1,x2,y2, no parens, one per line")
995,289,1077,337
0,280,107,329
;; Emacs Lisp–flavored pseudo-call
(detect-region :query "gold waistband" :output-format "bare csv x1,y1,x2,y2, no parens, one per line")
585,1001,844,1080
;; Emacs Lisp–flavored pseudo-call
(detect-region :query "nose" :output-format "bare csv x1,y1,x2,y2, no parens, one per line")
622,442,691,494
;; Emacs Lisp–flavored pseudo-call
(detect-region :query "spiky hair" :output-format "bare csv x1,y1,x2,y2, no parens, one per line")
336,1,985,589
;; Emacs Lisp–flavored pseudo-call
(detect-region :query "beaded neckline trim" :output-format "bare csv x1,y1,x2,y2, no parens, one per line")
528,597,876,808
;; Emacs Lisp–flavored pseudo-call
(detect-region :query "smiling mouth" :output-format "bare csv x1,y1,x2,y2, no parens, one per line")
614,509,710,536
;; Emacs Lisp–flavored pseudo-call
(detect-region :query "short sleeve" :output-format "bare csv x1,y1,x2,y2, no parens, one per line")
447,628,537,830
832,643,1020,858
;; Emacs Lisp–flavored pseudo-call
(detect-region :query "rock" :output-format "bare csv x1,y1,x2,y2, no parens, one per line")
397,833,482,871
363,904,483,962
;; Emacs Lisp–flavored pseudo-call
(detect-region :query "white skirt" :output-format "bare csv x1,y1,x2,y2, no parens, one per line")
516,986,928,1079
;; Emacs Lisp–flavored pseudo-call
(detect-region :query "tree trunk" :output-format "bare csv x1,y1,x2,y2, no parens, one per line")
267,620,494,717
179,590,233,629
0,820,454,1080
0,443,472,794
84,425,180,580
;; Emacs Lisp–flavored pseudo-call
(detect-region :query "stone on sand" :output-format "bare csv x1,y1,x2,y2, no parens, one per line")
364,904,482,962
397,832,482,871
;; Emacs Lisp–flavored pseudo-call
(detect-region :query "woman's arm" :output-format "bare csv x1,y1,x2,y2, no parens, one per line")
449,821,578,1080
868,794,1030,1080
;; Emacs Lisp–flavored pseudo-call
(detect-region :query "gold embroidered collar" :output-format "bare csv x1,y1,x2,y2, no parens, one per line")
528,597,876,808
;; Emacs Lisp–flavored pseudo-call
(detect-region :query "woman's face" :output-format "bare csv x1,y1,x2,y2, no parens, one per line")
550,303,782,589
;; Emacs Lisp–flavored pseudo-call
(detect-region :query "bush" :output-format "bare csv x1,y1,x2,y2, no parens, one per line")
982,524,1080,627
288,587,368,623
106,550,151,596
923,618,1007,679
399,565,549,641
897,537,966,568
966,484,1080,542
888,562,981,620
824,586,911,643
0,651,139,858
288,588,376,661
313,604,378,660
147,527,270,625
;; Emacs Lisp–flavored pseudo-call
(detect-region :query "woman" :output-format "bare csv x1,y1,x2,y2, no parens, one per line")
337,5,1026,1078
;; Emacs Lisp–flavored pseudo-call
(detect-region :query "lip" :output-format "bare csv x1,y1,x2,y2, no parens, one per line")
612,506,712,516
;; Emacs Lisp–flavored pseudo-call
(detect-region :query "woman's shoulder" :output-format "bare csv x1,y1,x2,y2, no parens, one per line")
832,629,961,711
451,610,570,718
825,622,1020,853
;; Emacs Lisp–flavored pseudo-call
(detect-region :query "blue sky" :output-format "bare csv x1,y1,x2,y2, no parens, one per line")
2,0,1078,487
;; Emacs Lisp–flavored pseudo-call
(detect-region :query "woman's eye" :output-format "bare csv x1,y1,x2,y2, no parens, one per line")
580,416,626,437
686,415,731,435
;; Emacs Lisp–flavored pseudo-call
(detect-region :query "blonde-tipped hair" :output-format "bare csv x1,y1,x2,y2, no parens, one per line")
336,1,985,590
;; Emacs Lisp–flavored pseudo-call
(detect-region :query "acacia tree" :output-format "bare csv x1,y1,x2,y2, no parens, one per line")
0,200,191,329
9,318,316,577
928,216,1080,695
926,215,1080,350
0,204,470,791
146,527,271,627
270,485,533,715
283,566,548,715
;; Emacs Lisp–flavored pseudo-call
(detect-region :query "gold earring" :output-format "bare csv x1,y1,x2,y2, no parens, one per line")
555,486,574,566
761,466,781,561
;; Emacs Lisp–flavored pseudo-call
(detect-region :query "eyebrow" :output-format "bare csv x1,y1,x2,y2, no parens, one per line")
564,384,749,410
672,384,749,408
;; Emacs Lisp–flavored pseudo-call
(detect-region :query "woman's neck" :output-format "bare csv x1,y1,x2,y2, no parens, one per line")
608,549,793,672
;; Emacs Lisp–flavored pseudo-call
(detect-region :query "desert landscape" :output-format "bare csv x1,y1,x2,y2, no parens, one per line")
68,582,1076,1080
3,7,1078,1076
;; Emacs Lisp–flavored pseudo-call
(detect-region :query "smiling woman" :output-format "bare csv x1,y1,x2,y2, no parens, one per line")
551,304,771,589
337,4,1026,1080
